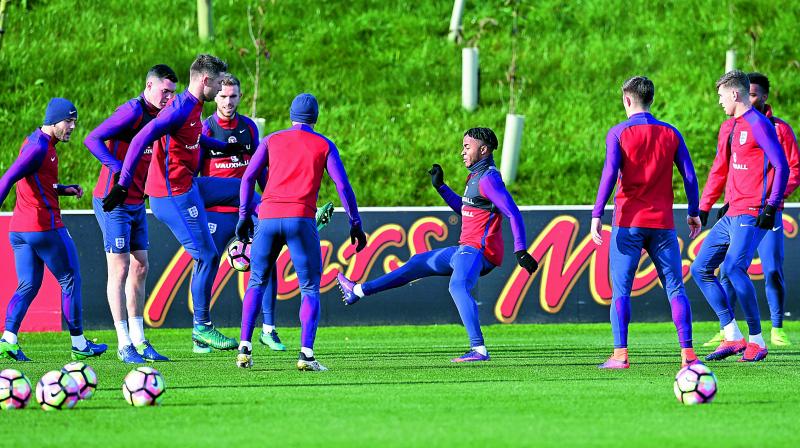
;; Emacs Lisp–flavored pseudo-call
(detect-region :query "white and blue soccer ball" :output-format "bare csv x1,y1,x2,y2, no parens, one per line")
227,239,251,272
36,370,80,411
0,369,32,410
123,366,165,407
62,362,98,400
674,363,717,405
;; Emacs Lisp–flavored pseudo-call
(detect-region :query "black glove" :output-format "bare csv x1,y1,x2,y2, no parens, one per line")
102,184,128,211
350,224,367,252
698,210,709,227
515,250,538,274
716,203,729,221
113,171,121,184
55,184,81,195
236,216,254,242
756,204,777,229
428,164,444,189
222,142,247,155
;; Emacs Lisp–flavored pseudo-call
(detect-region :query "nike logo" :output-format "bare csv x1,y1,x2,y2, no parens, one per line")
51,157,56,162
69,110,76,114
239,129,246,133
190,122,197,126
739,224,753,227
772,226,782,232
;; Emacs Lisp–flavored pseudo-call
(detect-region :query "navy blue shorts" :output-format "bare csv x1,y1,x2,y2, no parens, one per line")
92,197,149,253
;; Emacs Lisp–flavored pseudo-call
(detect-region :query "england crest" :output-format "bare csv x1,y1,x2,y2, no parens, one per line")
208,223,217,234
739,131,748,145
188,206,199,218
115,237,125,249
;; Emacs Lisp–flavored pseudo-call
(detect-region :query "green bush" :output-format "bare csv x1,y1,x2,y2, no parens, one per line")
1,0,799,210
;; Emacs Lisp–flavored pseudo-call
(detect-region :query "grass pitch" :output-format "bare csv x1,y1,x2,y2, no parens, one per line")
3,321,800,447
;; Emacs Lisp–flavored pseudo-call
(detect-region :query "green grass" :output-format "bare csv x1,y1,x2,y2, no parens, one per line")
2,0,800,211
3,322,800,447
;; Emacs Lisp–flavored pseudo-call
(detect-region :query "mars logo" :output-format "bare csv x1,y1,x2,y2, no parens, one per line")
141,213,799,327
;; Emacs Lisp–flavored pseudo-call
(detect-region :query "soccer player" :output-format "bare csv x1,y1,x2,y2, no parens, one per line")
337,127,538,363
200,74,288,351
85,64,177,363
0,98,108,361
236,93,366,370
103,54,249,353
591,76,702,369
701,72,800,348
692,70,788,363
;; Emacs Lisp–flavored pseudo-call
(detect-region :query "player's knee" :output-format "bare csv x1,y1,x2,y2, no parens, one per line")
130,261,148,282
719,261,745,279
448,278,468,296
764,269,783,287
16,281,41,300
690,262,713,281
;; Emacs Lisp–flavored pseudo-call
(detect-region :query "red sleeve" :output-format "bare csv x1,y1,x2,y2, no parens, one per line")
777,121,800,198
699,122,732,211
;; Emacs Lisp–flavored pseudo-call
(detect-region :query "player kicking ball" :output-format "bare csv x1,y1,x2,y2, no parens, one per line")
337,127,538,363
591,76,702,369
0,99,107,361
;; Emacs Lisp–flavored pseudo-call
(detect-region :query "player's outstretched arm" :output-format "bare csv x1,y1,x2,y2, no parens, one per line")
326,145,366,252
480,171,537,273
0,143,47,206
429,164,462,214
84,103,141,174
104,105,185,211
55,184,84,199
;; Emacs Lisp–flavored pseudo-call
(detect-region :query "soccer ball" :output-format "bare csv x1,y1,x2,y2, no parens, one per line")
0,369,32,410
674,363,717,405
122,366,165,407
61,362,98,400
36,370,80,411
227,239,251,272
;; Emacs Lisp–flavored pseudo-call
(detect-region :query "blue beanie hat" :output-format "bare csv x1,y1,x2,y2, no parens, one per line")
289,93,318,124
43,98,78,125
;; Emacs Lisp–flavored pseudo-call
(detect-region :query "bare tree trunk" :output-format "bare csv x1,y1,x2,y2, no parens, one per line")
0,0,9,52
197,0,213,42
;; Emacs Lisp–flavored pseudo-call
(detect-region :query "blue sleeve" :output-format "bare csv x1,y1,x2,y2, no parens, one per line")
592,126,622,218
84,102,142,173
673,129,700,217
326,143,362,227
0,143,47,205
120,105,185,187
479,171,527,252
748,114,789,206
436,184,462,214
240,138,269,218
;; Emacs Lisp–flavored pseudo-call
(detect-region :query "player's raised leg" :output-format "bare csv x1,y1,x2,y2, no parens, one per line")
149,186,237,352
691,218,747,361
337,247,458,305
